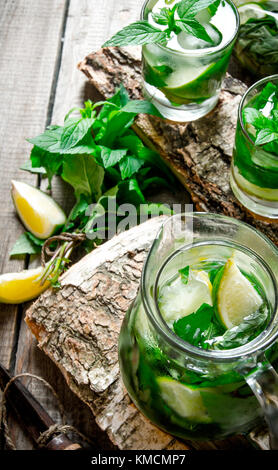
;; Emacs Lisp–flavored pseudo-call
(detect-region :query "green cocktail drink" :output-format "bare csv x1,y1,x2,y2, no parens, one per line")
234,0,278,78
141,0,239,121
119,214,278,442
230,75,278,219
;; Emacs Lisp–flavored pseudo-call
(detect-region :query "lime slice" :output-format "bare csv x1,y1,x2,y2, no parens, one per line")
0,267,49,304
157,377,211,423
158,269,212,325
233,167,278,202
11,180,66,239
162,53,229,104
238,3,266,24
215,258,263,329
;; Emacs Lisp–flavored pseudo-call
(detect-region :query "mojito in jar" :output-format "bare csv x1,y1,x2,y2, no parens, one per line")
141,0,239,121
233,1,278,78
118,214,278,441
230,75,278,219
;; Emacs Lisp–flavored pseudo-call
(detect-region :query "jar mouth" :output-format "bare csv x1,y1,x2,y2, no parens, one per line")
141,213,278,363
140,0,239,56
238,74,278,159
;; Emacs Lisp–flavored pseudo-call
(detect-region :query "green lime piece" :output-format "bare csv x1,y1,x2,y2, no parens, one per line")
157,377,212,423
162,54,230,104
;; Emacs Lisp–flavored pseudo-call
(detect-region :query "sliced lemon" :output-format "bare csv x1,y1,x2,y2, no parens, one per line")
0,267,50,304
158,269,212,325
11,180,66,239
216,258,263,329
238,3,266,24
157,377,211,423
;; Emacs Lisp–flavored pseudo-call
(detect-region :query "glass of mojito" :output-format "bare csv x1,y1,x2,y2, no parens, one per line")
141,0,239,121
119,213,278,442
233,1,278,78
230,75,278,219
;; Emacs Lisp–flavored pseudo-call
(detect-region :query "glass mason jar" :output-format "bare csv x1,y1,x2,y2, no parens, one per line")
141,0,239,122
119,213,278,444
233,0,278,78
230,75,278,219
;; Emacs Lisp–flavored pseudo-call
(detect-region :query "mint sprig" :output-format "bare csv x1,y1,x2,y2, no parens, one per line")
102,0,220,48
243,82,278,153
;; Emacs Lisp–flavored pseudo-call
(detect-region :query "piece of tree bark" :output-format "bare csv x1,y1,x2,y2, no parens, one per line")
25,217,263,450
78,46,278,246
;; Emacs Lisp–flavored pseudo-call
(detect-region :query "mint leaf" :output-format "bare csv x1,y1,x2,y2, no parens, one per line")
173,303,214,346
10,233,41,257
117,179,145,207
61,116,95,150
152,7,172,25
177,0,218,18
176,18,214,43
179,265,190,284
214,308,268,349
255,129,278,146
30,146,62,188
20,160,46,175
102,21,168,47
28,126,63,153
62,154,104,201
98,147,128,169
119,155,145,180
121,100,163,118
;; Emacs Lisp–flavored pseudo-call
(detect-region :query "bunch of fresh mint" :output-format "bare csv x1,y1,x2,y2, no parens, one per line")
103,0,221,48
12,86,174,284
243,82,278,155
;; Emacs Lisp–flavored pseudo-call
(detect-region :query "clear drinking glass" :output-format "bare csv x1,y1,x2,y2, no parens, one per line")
230,75,278,219
141,0,239,122
119,213,278,445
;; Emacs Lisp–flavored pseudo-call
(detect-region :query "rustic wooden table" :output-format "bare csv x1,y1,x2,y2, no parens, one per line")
0,0,143,450
0,0,270,451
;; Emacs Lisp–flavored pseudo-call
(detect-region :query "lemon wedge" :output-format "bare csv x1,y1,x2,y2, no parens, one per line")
0,267,50,304
216,258,263,329
158,269,212,325
157,377,211,423
11,180,66,240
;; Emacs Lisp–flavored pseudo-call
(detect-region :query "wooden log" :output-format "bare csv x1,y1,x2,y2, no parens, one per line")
78,47,278,246
26,217,258,450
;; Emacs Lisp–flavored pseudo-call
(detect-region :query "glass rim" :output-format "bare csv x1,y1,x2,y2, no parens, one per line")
140,0,239,57
238,74,278,158
141,212,278,363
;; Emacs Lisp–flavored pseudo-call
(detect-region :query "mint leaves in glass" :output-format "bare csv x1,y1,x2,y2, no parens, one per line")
103,0,239,122
118,214,278,441
233,1,278,78
230,75,278,219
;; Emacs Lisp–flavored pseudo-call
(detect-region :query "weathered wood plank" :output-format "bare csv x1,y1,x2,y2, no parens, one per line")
12,0,144,450
0,0,68,369
0,0,70,449
78,47,278,246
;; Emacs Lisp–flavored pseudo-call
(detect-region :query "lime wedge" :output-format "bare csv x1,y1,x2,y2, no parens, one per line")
233,167,278,202
0,267,49,304
158,269,212,325
238,3,266,24
11,180,66,239
215,258,263,329
157,377,211,423
162,54,229,104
